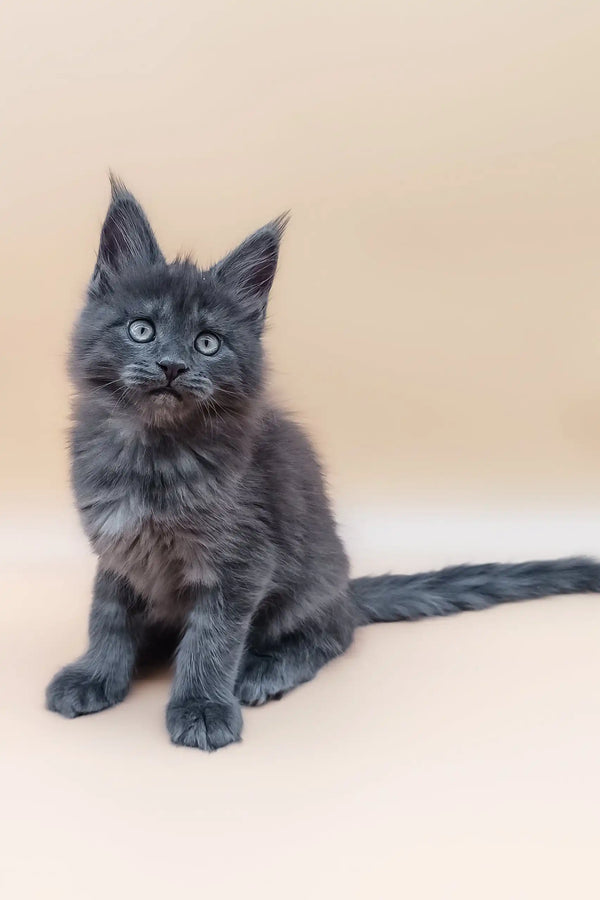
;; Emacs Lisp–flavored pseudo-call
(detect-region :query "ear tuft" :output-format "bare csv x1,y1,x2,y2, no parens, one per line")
108,170,131,203
91,174,164,292
269,210,291,242
213,213,290,318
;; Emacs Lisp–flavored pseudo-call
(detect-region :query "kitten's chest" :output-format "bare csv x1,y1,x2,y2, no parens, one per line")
74,432,225,616
99,505,217,618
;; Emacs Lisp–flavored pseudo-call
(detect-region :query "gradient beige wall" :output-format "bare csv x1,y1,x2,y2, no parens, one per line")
2,0,600,510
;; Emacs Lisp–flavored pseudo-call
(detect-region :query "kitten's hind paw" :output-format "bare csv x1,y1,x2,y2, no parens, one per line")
166,699,242,751
46,664,127,718
236,652,294,706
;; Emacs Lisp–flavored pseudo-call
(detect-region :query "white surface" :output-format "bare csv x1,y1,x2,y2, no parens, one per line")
4,503,599,569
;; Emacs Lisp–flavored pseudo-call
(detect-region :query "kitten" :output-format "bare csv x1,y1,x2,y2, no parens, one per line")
46,177,600,750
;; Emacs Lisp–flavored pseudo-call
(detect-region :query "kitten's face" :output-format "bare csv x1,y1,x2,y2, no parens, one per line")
73,262,264,426
72,178,287,428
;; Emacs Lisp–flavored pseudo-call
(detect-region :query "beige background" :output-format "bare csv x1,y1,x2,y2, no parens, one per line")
1,0,600,508
2,1,600,898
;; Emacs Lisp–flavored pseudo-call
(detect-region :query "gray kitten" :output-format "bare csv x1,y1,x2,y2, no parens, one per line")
46,178,600,751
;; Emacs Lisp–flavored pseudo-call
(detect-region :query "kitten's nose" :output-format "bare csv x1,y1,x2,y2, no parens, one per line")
157,360,188,383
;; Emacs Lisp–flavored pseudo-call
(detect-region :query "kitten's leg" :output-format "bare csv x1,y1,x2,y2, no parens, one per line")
166,585,252,751
46,570,143,718
236,623,353,707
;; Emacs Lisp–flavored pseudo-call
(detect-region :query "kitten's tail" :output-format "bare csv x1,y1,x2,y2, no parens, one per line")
350,557,600,625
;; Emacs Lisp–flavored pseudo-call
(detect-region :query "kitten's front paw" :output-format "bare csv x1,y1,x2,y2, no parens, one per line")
166,699,242,751
46,664,127,718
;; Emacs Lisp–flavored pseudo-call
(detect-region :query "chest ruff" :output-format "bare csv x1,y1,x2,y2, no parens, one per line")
81,498,219,622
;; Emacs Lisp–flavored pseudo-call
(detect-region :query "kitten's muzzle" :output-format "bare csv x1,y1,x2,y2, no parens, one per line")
147,360,189,399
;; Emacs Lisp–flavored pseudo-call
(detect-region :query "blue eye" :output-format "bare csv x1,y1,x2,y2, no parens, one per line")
194,332,220,356
128,319,155,343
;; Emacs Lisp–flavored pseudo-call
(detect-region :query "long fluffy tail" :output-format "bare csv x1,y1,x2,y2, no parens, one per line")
350,557,600,625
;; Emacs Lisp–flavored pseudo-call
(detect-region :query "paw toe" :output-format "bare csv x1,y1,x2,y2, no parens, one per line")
167,700,242,751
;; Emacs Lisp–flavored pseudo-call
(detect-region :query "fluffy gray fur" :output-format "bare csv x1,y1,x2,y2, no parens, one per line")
46,178,600,750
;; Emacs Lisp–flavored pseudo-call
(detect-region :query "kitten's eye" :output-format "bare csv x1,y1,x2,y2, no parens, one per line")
128,319,155,343
194,332,221,356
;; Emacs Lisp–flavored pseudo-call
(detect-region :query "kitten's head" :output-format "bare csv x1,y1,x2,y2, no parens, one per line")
72,176,287,428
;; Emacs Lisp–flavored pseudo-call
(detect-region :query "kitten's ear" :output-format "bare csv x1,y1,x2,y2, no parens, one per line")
91,174,165,291
213,213,289,318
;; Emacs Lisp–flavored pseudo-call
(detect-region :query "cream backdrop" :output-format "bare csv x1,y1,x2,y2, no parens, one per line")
1,0,600,511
